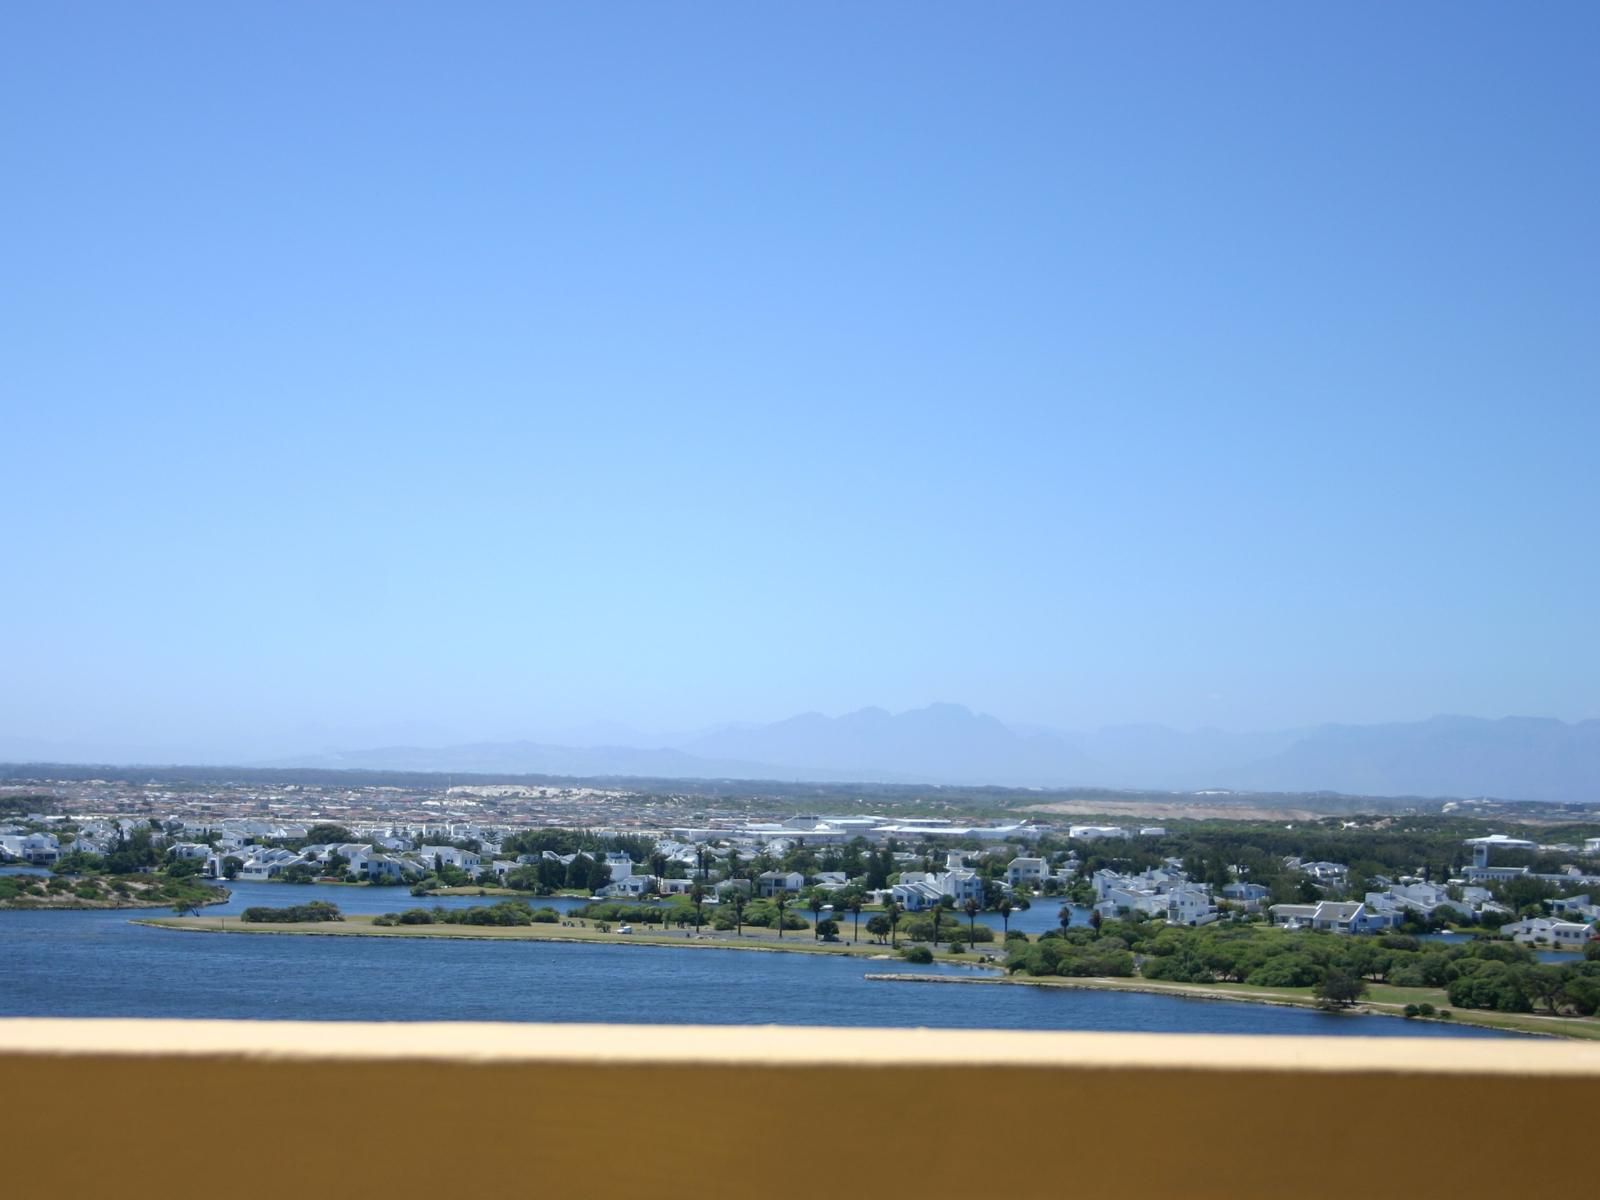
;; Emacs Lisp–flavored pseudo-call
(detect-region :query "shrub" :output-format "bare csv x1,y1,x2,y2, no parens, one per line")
902,945,934,965
1417,1002,1436,1017
1403,1004,1420,1018
947,939,965,954
240,901,343,924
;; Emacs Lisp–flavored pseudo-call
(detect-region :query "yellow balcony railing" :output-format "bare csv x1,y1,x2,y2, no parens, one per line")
3,1020,1596,1198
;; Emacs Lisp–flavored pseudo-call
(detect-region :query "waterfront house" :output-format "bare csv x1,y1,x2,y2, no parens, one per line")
420,846,482,872
1007,857,1048,888
600,874,657,898
1500,917,1596,950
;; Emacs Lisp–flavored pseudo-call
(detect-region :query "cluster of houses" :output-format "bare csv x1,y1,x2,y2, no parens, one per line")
1260,836,1600,947
1091,862,1219,925
0,830,63,865
1,816,185,865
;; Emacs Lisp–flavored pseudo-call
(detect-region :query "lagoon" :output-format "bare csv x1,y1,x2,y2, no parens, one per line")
0,878,1512,1036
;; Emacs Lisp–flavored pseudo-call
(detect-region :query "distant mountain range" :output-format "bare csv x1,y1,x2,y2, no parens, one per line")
255,705,1600,803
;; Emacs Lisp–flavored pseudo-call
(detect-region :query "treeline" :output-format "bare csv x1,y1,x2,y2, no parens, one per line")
373,901,560,927
1005,920,1600,1016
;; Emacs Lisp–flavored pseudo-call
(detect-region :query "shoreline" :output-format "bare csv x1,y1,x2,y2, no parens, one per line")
2,889,231,913
135,915,930,961
865,971,1600,1040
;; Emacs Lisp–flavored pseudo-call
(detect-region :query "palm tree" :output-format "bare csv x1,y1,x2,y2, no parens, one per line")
725,846,740,883
733,891,746,937
887,900,901,949
774,893,788,939
999,897,1013,938
1059,903,1074,930
690,883,705,934
808,894,824,940
930,904,943,947
963,897,979,947
848,896,863,944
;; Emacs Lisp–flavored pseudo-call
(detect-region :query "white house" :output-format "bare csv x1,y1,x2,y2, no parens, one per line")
599,874,657,898
1299,861,1349,886
356,853,422,883
1364,882,1471,924
1269,900,1390,934
420,846,482,872
238,848,310,880
1220,881,1270,910
1552,894,1600,922
1007,857,1048,888
890,879,946,912
0,833,60,865
757,871,805,898
1069,825,1129,841
1500,917,1596,950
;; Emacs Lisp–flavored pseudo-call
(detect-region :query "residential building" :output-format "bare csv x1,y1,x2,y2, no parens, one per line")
757,871,805,898
1007,857,1048,888
1500,917,1596,950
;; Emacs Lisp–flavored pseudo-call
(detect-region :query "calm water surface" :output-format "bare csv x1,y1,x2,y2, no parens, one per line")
0,877,1513,1035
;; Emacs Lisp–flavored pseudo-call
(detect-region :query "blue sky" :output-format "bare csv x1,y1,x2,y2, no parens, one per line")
3,3,1597,759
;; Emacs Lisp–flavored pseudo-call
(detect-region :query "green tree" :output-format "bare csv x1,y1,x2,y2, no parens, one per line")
305,824,355,846
774,893,788,940
964,897,980,947
866,914,891,944
1314,969,1367,1008
808,894,824,940
848,895,863,943
998,897,1013,938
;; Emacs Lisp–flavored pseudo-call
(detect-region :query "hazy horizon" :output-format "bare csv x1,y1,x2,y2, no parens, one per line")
5,5,1597,761
2,702,1595,772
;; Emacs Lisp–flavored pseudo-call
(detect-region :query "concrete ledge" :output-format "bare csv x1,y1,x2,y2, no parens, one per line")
4,1021,1595,1197
4,1017,1600,1072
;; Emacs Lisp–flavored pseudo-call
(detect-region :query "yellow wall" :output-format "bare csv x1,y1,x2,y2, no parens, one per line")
4,1020,1596,1199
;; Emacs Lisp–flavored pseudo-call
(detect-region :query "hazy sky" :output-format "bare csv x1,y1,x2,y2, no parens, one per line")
4,3,1597,759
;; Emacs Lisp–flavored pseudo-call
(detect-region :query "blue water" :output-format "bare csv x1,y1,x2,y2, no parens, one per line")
0,878,1513,1035
1421,930,1572,965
